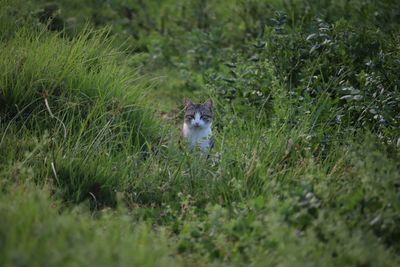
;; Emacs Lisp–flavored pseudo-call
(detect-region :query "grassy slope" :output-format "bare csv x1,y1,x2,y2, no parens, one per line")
1,0,400,266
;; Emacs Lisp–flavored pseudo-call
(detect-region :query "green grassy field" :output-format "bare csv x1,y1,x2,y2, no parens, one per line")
1,0,400,266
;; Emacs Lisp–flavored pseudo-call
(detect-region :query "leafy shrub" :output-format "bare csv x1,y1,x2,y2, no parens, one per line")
260,5,400,138
207,55,279,112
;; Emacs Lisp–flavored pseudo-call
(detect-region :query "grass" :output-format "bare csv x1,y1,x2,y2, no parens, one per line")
0,183,178,267
1,0,400,266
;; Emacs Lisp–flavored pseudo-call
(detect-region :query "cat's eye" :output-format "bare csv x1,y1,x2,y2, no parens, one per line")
185,115,194,120
201,115,210,120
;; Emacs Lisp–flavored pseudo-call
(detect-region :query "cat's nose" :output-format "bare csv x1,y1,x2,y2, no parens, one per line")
194,122,200,127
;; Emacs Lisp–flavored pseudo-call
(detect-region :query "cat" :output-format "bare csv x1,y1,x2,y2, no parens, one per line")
182,98,213,153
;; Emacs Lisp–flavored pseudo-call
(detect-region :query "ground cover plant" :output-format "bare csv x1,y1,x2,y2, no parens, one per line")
1,0,400,266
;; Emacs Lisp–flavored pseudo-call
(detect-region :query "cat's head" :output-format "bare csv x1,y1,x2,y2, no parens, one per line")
184,98,213,129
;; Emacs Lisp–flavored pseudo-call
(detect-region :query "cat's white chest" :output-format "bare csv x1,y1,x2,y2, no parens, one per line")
183,123,212,151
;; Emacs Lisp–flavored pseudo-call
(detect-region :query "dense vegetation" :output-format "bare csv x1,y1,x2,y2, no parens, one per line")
1,0,399,266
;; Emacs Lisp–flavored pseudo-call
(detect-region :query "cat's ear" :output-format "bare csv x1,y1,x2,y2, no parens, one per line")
203,98,213,110
184,98,193,109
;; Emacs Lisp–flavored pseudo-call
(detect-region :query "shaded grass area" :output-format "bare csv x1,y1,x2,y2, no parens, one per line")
0,184,178,267
1,0,400,266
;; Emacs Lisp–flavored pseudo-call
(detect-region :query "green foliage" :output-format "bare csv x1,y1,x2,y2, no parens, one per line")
262,14,400,137
0,183,178,267
1,0,400,266
0,26,157,146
